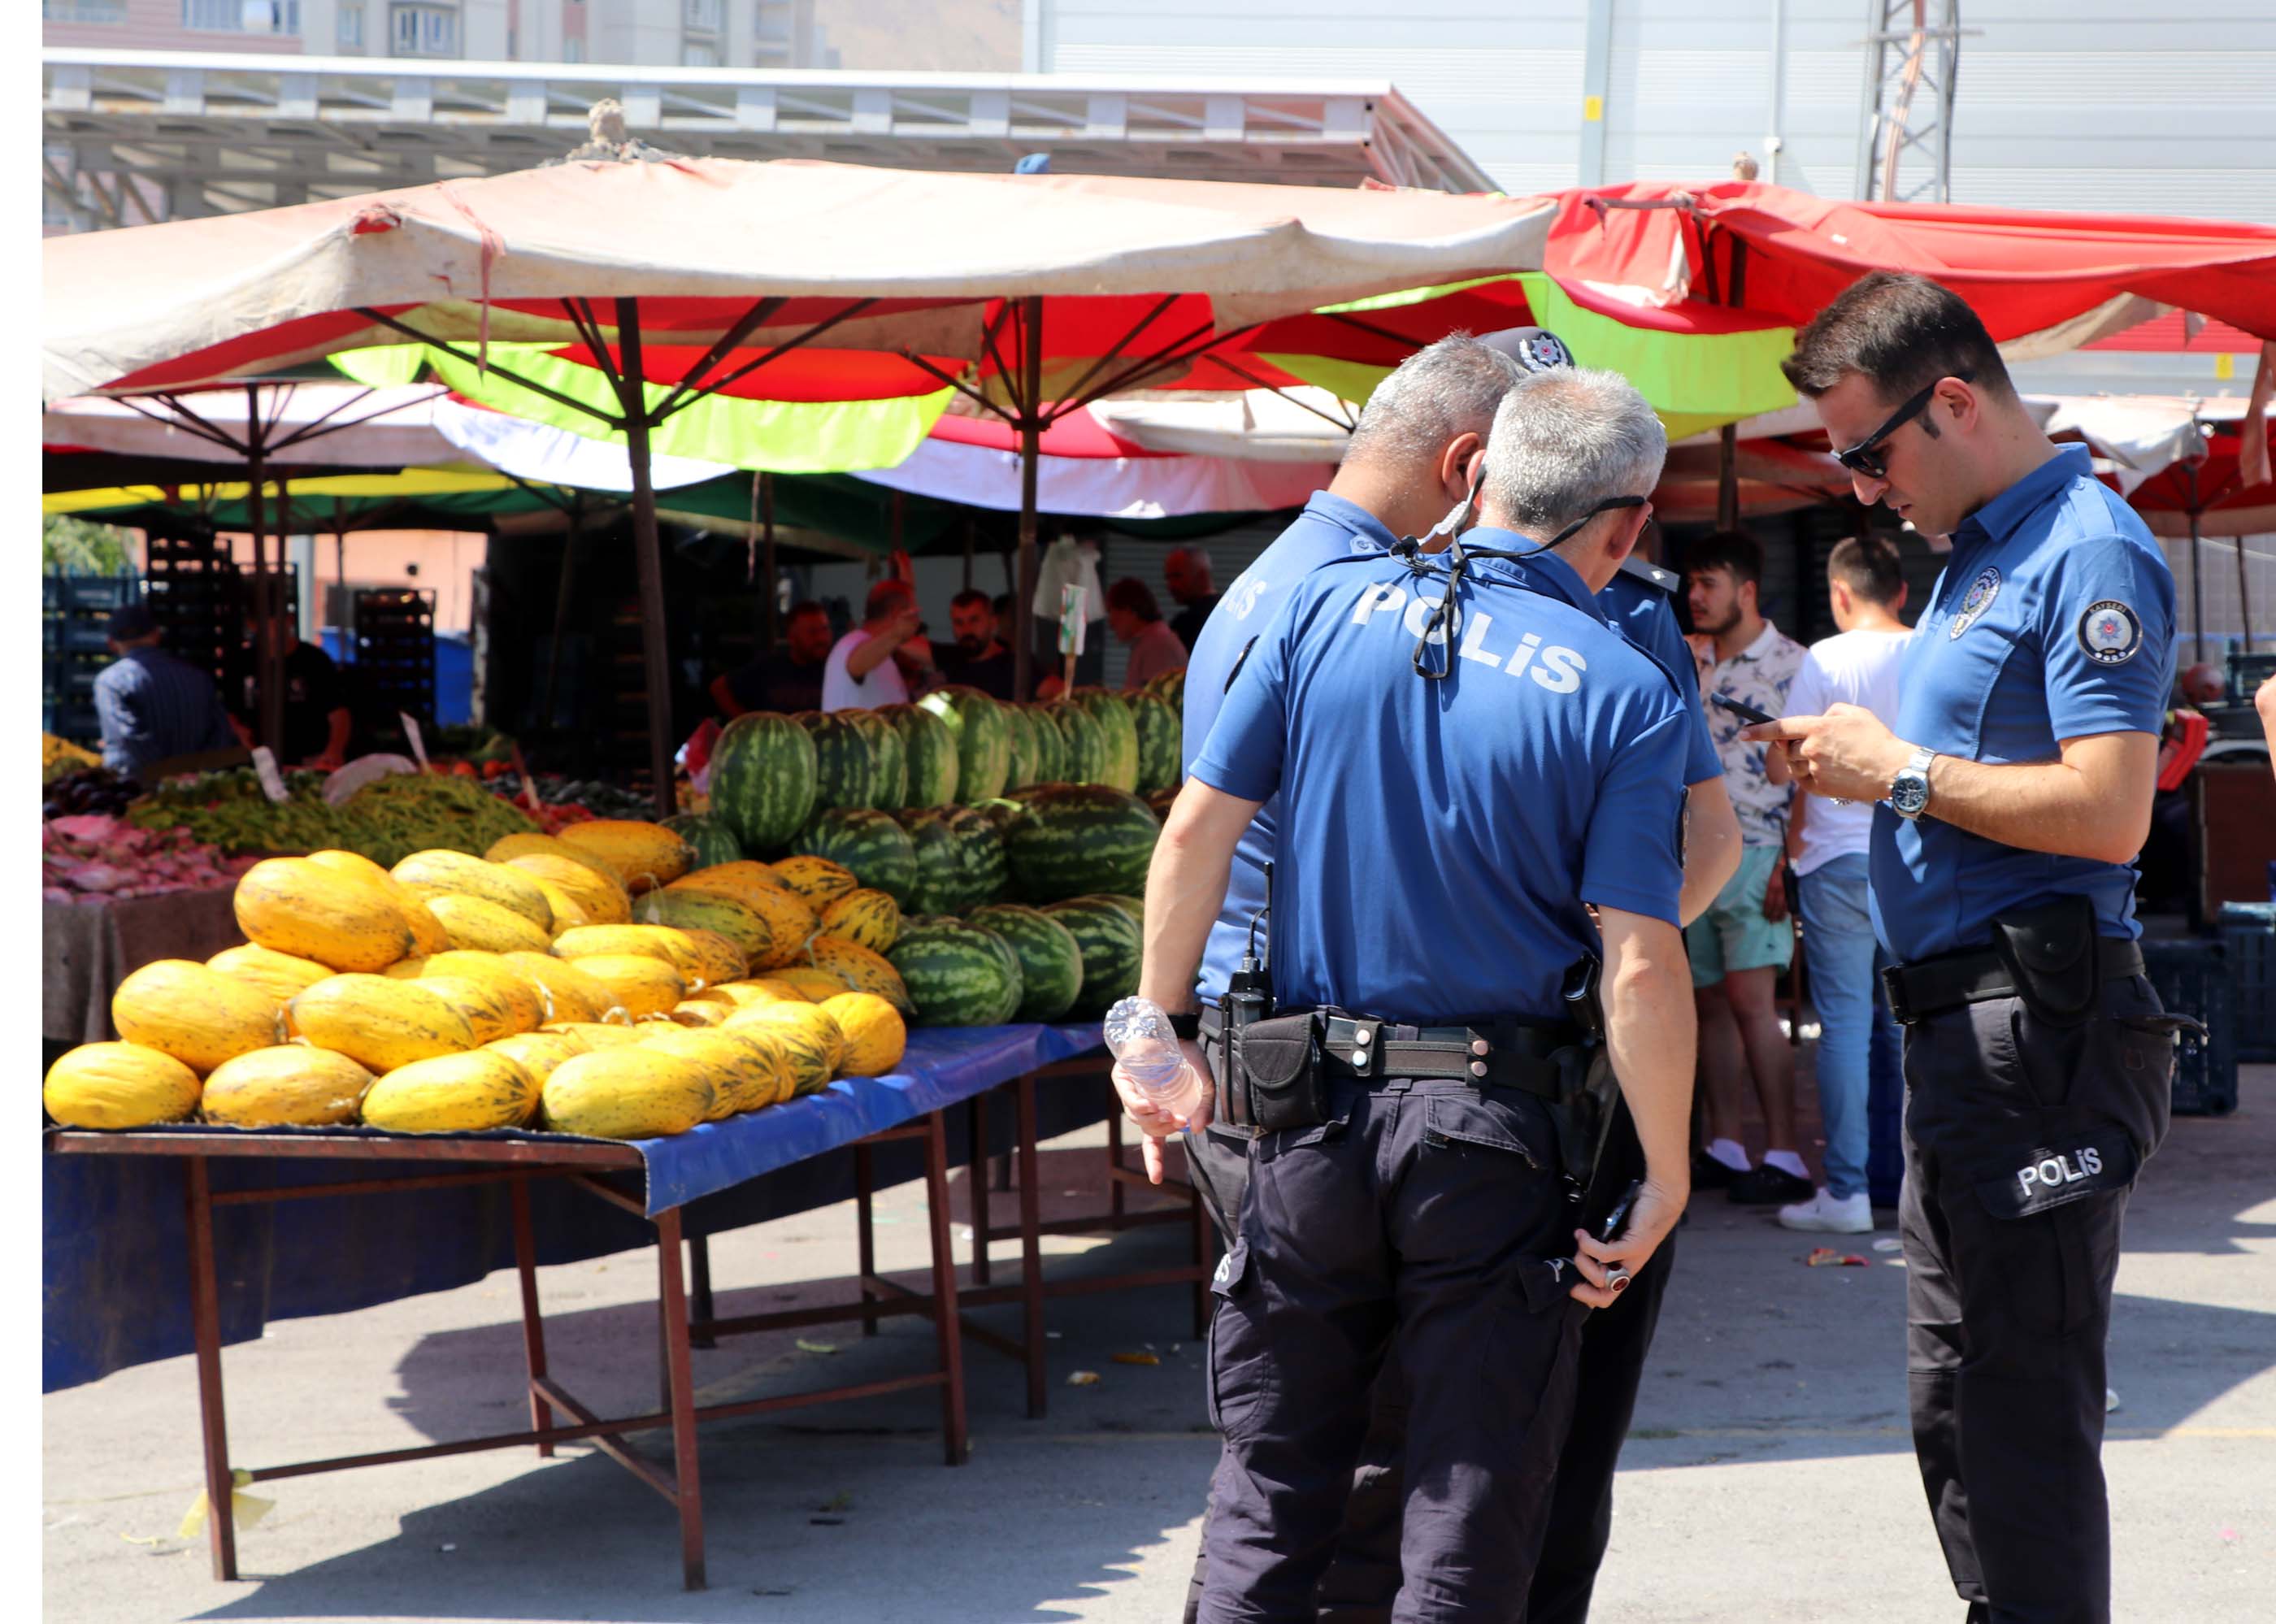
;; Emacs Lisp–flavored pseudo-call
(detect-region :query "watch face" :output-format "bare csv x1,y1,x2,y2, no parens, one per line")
1892,773,1929,817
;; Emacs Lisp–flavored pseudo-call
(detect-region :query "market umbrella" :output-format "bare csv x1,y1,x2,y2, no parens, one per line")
44,157,1556,806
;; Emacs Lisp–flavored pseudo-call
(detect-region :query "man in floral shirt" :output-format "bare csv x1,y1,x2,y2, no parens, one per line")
1683,530,1811,1205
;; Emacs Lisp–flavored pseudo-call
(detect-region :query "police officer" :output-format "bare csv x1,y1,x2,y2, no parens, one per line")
1760,271,2181,1624
1121,366,1699,1622
1177,330,1739,1624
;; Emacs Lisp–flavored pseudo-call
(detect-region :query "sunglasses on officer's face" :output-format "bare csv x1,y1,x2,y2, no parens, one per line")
1834,371,1973,482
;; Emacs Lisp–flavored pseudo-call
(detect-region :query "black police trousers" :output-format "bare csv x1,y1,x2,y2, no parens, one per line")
1899,971,2173,1624
1184,1118,1673,1624
1191,1075,1587,1624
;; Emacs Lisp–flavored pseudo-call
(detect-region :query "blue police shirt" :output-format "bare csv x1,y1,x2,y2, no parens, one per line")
1182,492,1398,1001
1189,535,1692,1024
1600,559,1722,788
1872,445,2176,962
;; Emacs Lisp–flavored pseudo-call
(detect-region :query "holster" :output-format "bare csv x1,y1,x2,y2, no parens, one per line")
1227,1010,1327,1133
1987,894,2103,1024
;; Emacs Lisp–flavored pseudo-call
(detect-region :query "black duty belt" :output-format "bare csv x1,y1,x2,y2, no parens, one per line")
1318,1014,1576,1099
1883,940,2144,1026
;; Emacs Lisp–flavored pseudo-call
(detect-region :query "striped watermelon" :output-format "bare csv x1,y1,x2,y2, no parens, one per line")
966,903,1084,1022
661,814,744,870
1048,702,1106,784
887,918,1023,1027
790,808,919,905
1005,784,1161,902
845,710,907,812
1073,892,1145,930
1000,704,1041,792
919,686,1013,801
1042,897,1144,1018
708,711,819,853
1128,692,1181,794
895,810,971,917
1019,704,1066,785
1070,689,1141,792
793,710,879,811
878,703,960,808
1142,667,1187,715
940,805,1008,905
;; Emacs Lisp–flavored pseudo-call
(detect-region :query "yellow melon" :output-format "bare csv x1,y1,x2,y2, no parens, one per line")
556,820,693,894
506,851,634,926
390,850,554,930
290,975,479,1071
542,1021,648,1050
44,1042,203,1129
819,992,908,1077
819,888,901,953
234,857,415,973
111,959,286,1075
421,951,549,1030
767,854,860,908
303,850,451,956
774,966,853,1002
669,1000,730,1027
484,1030,589,1085
723,1000,844,1094
427,893,554,955
206,944,334,1007
418,974,535,1045
564,954,685,1019
500,952,620,1025
523,875,592,934
201,1046,373,1127
551,925,706,982
363,1049,539,1133
677,927,749,989
639,1027,786,1118
803,936,913,1016
541,1049,713,1139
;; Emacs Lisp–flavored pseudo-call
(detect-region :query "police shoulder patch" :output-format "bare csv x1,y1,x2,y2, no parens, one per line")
2077,600,2143,666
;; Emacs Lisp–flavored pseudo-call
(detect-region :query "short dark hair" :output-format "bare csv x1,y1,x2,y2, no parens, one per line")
1105,577,1162,623
950,589,993,614
1826,534,1904,607
108,603,159,641
1685,529,1765,590
863,579,915,621
785,600,829,624
1780,271,2014,406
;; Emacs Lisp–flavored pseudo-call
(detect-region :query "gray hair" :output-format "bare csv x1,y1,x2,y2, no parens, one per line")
1479,368,1666,536
1342,332,1526,467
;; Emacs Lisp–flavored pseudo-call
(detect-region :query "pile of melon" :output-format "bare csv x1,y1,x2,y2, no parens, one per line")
42,819,917,1143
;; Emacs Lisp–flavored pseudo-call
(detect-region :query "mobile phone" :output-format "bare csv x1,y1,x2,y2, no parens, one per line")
1711,692,1778,727
1598,1179,1644,1243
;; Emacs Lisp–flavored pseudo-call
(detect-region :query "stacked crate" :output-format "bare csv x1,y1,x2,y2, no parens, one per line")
41,574,139,742
351,588,438,735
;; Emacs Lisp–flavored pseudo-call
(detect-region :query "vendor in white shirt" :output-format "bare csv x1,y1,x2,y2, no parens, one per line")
822,579,925,712
1766,533,1913,1233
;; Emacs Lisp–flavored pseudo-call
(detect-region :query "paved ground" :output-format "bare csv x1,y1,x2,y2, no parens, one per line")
44,1066,2274,1624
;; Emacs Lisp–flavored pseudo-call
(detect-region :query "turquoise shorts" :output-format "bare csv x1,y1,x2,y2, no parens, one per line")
1687,845,1796,986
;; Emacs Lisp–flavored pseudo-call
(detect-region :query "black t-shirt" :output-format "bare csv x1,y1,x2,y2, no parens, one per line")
724,651,827,717
1170,595,1222,655
940,644,1017,701
240,641,346,765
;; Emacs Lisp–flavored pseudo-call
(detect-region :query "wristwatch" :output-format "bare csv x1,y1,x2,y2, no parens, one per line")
1889,746,1937,820
1166,1010,1203,1042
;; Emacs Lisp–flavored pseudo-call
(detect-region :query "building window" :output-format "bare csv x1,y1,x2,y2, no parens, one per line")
563,37,584,63
681,40,720,67
43,1,129,22
684,0,723,32
389,2,457,56
338,2,363,47
182,0,302,31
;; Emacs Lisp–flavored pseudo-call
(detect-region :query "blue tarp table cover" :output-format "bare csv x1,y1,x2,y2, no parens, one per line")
45,1022,1105,1392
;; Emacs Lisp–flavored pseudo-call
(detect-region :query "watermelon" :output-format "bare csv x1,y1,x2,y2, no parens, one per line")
1000,704,1040,792
708,711,818,853
966,903,1084,1022
895,810,971,917
792,710,880,811
879,703,960,808
790,807,919,905
1069,689,1141,792
968,797,1026,842
1042,897,1145,1018
1143,667,1188,715
845,710,907,812
1128,692,1181,794
1048,701,1106,784
1072,892,1145,930
1005,784,1161,902
919,686,1014,802
1019,703,1066,785
660,814,744,870
940,804,1009,906
1145,785,1179,822
887,917,1023,1027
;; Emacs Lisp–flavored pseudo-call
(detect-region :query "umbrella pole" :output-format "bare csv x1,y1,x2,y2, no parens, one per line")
1717,423,1740,531
615,299,678,819
760,473,779,654
1011,296,1045,703
541,491,584,731
245,394,285,758
2187,465,2206,665
2238,527,2256,656
333,499,349,661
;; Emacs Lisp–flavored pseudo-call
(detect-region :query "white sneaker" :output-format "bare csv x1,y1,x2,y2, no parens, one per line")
1777,1188,1873,1233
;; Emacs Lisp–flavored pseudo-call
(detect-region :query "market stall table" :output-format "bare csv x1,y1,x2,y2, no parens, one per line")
45,1023,1103,1592
41,887,243,1045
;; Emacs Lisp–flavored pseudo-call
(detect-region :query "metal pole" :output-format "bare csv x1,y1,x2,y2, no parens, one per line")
332,499,349,658
540,492,584,731
1717,423,1740,531
2187,463,2206,665
615,298,679,817
245,389,285,758
2236,523,2256,655
759,473,780,654
1011,296,1045,702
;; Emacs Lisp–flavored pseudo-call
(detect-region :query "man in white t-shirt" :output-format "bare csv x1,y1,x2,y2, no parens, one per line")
821,579,924,712
1770,534,1912,1232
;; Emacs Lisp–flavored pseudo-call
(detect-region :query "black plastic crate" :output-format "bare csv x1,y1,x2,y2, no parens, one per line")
2219,904,2276,1062
2140,939,2239,1117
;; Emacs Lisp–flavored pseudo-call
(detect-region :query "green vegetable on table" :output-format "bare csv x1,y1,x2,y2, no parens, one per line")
127,768,538,868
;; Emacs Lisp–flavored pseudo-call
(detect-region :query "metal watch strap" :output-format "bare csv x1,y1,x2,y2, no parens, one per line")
1893,745,1937,817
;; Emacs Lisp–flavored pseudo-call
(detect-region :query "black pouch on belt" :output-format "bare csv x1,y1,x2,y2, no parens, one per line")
1987,894,2101,1024
1231,1011,1327,1134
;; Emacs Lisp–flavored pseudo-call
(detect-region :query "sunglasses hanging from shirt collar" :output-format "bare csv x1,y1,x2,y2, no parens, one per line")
1392,493,1650,680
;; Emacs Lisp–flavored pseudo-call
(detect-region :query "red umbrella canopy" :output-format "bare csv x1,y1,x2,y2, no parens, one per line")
2122,423,2276,539
1538,181,2276,345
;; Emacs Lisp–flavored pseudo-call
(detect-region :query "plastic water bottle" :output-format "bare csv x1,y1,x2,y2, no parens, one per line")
1103,996,1204,1122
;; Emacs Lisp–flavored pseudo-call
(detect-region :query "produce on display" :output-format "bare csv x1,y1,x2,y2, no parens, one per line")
541,1049,713,1140
562,953,687,1018
362,1049,541,1133
819,888,901,953
767,854,859,908
557,819,694,893
660,814,744,870
1068,689,1143,792
486,1030,589,1086
1043,897,1146,1018
706,711,819,852
1129,692,1182,795
130,768,540,868
723,1001,843,1095
206,944,335,1007
290,975,480,1071
791,808,919,905
888,918,1025,1027
44,814,253,903
919,686,1014,801
45,766,140,819
845,710,908,812
878,703,960,809
641,1027,786,1117
501,849,633,924
43,1042,203,1129
234,857,416,971
306,849,453,954
43,732,103,784
819,992,907,1076
1003,784,1162,902
501,952,621,1023
422,952,549,1033
1045,701,1106,786
636,888,777,967
794,711,883,813
392,849,554,928
111,959,285,1074
200,1046,373,1127
965,903,1084,1023
801,935,914,1015
428,892,554,955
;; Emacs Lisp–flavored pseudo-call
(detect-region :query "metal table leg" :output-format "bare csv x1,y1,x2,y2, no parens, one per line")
510,1179,554,1458
655,1208,706,1591
688,1232,716,1349
854,1141,880,1337
919,1111,971,1466
1014,1072,1047,1419
968,1092,992,1287
184,1157,237,1582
